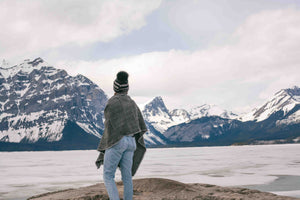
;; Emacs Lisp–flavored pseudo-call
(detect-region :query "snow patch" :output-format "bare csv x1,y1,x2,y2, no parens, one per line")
16,83,30,97
0,120,65,143
276,110,300,125
189,104,237,120
76,122,101,138
52,95,72,103
293,95,300,102
202,134,210,139
240,89,299,122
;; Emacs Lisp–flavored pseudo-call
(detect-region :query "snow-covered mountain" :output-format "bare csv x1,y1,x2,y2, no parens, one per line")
142,96,238,134
0,58,107,144
189,104,238,120
143,90,300,146
140,96,189,145
240,86,300,124
164,86,300,145
142,96,174,133
169,109,190,123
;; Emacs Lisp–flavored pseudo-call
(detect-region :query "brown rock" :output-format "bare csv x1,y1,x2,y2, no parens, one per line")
28,178,299,200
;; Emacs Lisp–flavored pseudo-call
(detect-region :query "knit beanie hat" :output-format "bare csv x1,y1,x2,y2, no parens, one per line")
113,71,129,93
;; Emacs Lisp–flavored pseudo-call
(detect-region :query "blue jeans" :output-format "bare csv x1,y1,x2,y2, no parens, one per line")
103,135,136,200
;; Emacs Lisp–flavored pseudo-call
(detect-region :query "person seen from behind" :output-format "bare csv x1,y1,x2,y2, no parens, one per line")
95,71,147,200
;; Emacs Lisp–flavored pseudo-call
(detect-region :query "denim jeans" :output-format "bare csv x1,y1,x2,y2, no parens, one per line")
103,135,136,200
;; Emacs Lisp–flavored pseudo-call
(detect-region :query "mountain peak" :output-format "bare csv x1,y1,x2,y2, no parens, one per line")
241,86,300,122
1,59,10,69
27,57,44,66
144,96,169,113
0,57,47,78
272,86,300,103
152,96,163,103
142,96,173,132
284,86,300,100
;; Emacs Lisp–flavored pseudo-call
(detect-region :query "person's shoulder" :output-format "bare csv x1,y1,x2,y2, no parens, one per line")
108,95,118,102
107,94,137,106
106,95,120,107
125,94,137,104
126,95,141,111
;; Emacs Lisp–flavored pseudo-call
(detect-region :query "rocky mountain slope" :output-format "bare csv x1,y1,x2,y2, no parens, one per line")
141,96,238,135
0,58,108,150
163,86,300,146
240,86,300,124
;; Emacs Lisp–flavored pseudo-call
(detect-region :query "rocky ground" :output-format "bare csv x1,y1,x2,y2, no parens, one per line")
28,178,299,200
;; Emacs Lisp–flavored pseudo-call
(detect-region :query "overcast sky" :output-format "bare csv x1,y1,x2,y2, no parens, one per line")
1,0,300,113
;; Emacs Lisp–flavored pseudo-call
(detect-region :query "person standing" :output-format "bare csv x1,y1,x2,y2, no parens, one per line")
96,71,147,200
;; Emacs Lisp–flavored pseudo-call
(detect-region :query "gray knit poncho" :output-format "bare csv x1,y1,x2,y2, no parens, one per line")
95,93,147,176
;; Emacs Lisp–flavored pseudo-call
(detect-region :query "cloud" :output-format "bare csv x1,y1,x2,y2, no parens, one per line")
0,0,161,59
56,8,300,112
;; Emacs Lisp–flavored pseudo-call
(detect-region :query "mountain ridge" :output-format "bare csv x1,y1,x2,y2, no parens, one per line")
142,96,239,135
240,86,300,122
0,58,107,146
0,57,299,150
163,86,300,146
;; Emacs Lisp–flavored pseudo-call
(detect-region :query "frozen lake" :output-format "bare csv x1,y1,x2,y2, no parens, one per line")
1,143,300,200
